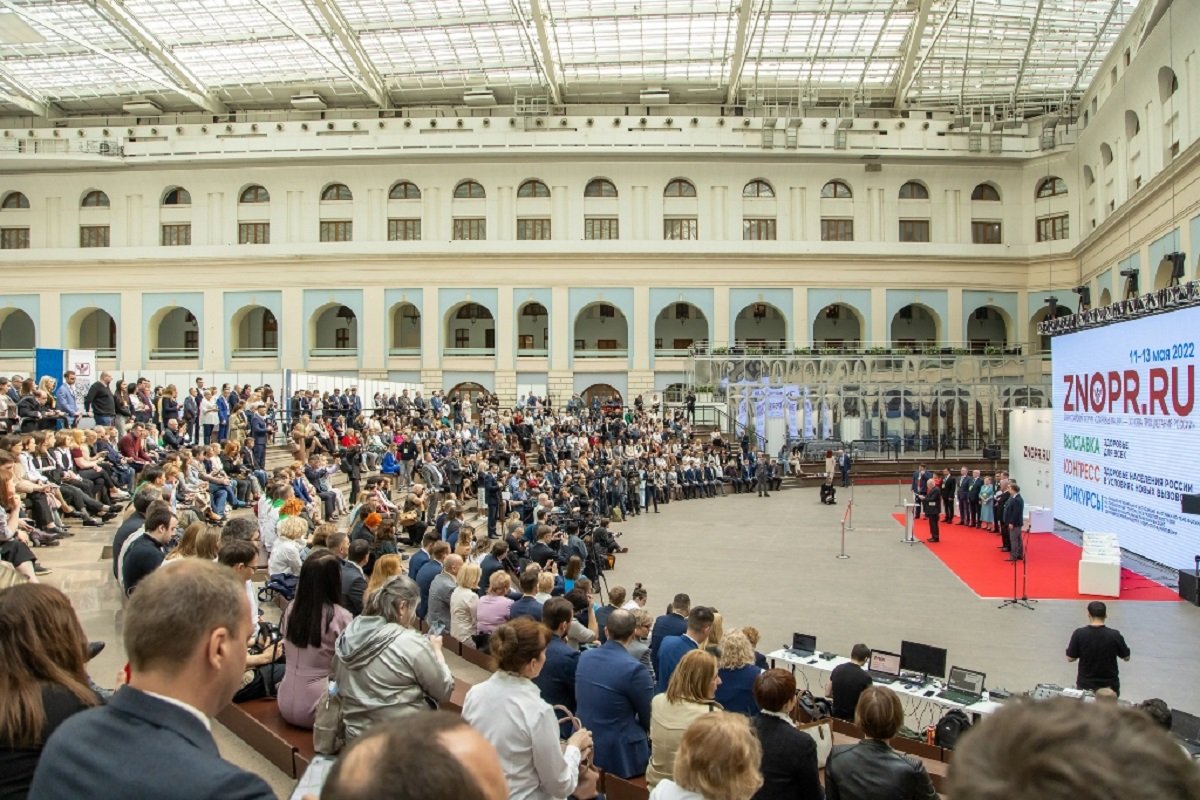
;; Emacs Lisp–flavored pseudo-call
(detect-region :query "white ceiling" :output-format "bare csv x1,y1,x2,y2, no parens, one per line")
0,0,1143,117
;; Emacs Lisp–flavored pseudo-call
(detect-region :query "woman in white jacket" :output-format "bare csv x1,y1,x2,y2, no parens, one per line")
199,389,219,444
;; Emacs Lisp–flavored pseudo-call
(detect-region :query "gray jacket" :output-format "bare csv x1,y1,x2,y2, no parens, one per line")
426,572,456,633
334,616,455,740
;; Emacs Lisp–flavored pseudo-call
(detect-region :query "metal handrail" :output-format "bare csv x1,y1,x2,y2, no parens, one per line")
309,348,358,358
232,348,278,358
516,348,549,357
691,340,1025,356
387,347,421,357
149,348,199,360
442,347,496,357
574,349,629,358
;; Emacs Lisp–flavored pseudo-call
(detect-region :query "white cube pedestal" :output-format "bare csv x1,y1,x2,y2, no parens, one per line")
1078,558,1121,597
1029,507,1054,534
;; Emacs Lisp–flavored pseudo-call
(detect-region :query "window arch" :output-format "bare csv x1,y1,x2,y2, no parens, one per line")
585,178,617,198
1124,110,1140,139
821,180,852,199
389,181,421,200
81,190,109,208
898,181,929,200
1036,177,1067,199
1083,165,1096,187
743,179,774,198
1,192,29,210
240,185,270,203
1100,143,1114,166
517,179,550,198
453,180,485,199
1159,66,1179,103
971,183,1000,201
321,183,352,201
664,179,696,198
162,187,191,205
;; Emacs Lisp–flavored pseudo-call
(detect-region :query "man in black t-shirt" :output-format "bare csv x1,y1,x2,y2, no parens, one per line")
825,643,873,720
1066,601,1131,695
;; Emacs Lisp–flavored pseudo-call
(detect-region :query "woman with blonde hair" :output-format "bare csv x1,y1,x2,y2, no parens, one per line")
450,561,482,648
650,712,763,800
475,570,514,637
268,516,307,578
647,649,722,787
164,521,219,562
714,630,762,716
365,553,404,602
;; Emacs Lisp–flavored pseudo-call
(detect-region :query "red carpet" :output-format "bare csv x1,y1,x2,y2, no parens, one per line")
890,513,1179,602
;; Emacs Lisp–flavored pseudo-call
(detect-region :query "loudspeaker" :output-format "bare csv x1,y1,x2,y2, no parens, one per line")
1182,494,1200,515
982,444,1001,460
1179,570,1200,606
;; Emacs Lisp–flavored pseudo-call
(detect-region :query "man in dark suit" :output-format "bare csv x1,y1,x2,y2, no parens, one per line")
1003,482,1026,561
332,532,368,615
836,449,852,487
533,598,581,728
575,609,654,779
656,606,714,693
482,462,501,537
479,539,508,592
994,477,1012,539
911,464,932,517
416,541,450,620
248,404,269,471
509,567,544,622
941,468,957,522
649,593,690,675
955,466,971,524
922,478,942,543
967,469,984,527
30,560,276,800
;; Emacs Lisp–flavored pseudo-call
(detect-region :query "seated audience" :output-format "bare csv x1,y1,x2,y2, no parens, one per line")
162,521,219,564
576,608,654,779
650,593,690,674
29,561,276,799
426,554,463,634
741,626,770,670
0,583,103,798
947,697,1200,800
647,649,722,787
627,607,656,683
364,553,404,602
450,562,482,647
476,571,515,637
533,597,581,720
267,515,307,578
334,574,454,741
331,532,368,616
715,630,763,716
277,552,351,729
650,712,764,800
510,565,545,622
656,605,715,693
118,501,176,596
462,618,593,800
825,686,937,800
826,643,872,721
415,541,450,620
750,669,823,800
318,711,508,800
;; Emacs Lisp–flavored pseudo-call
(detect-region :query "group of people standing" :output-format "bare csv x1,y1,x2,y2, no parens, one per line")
911,465,1026,557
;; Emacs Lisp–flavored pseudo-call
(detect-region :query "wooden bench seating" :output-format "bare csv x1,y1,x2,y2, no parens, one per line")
217,698,315,779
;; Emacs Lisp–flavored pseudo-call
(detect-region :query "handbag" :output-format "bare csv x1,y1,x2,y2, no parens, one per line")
553,706,601,800
797,718,834,766
313,657,346,755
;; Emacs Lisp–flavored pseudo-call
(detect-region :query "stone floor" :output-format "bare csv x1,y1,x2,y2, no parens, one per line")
35,480,1200,798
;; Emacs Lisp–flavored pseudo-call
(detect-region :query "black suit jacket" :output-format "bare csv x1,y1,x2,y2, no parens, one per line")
339,558,367,615
29,686,274,800
751,713,824,800
1002,493,1024,527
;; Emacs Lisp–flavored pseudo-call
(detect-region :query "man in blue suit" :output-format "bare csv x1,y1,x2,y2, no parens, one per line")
649,593,690,674
576,609,654,779
1002,482,1026,561
655,605,714,693
248,403,269,471
30,560,275,800
911,463,933,518
533,598,581,733
216,386,231,442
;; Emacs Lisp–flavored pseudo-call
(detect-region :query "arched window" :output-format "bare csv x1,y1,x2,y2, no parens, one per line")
1083,166,1096,187
1100,143,1114,166
162,187,191,205
0,192,29,210
517,179,550,198
454,180,485,199
1125,110,1140,139
821,180,852,199
664,179,696,198
1159,66,1179,103
743,179,774,198
321,183,352,201
898,181,929,200
240,185,270,203
1036,177,1067,199
81,190,109,208
584,178,617,198
389,181,421,200
971,183,1000,201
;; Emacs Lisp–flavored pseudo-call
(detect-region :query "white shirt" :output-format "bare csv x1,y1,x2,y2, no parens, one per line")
143,690,212,732
462,671,581,800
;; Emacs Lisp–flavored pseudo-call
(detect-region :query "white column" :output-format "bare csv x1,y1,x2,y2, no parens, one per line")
632,286,650,371
713,287,730,346
871,287,888,344
280,288,304,368
202,289,223,370
496,288,515,371
946,289,964,346
550,286,570,371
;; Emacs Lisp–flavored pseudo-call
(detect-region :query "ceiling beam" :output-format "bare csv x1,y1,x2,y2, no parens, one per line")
897,0,961,106
0,68,55,117
802,0,837,98
852,2,899,103
724,0,755,106
1065,0,1125,102
892,0,934,109
1009,0,1045,106
87,0,227,114
522,0,562,106
305,0,390,109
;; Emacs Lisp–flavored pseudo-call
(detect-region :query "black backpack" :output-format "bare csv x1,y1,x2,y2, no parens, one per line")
935,709,973,749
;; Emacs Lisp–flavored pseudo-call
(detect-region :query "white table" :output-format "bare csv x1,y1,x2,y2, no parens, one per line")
1079,532,1122,597
1028,506,1054,534
767,649,1000,732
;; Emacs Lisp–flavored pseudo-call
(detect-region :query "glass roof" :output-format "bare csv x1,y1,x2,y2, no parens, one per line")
0,0,1142,115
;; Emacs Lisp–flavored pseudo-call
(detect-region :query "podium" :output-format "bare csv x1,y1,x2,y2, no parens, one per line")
1028,506,1054,534
902,503,919,544
1078,533,1121,597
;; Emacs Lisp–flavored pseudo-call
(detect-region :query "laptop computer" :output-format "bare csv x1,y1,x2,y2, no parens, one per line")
1171,708,1200,756
786,633,817,659
866,650,902,684
937,666,986,706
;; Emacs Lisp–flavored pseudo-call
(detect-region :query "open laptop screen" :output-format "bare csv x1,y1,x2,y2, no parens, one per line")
869,650,901,676
947,666,985,695
791,633,817,653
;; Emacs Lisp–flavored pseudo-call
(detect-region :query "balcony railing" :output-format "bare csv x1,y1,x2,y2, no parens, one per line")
149,348,199,360
655,348,692,358
232,348,279,359
94,348,117,359
387,347,421,357
575,348,629,359
691,340,1024,357
442,347,496,357
517,348,549,357
0,349,32,360
309,348,358,358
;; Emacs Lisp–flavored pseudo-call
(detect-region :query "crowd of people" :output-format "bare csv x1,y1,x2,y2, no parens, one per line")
909,465,1026,555
1,373,1197,799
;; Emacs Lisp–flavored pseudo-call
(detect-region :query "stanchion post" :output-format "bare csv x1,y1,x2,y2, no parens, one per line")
846,499,855,531
837,504,851,559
